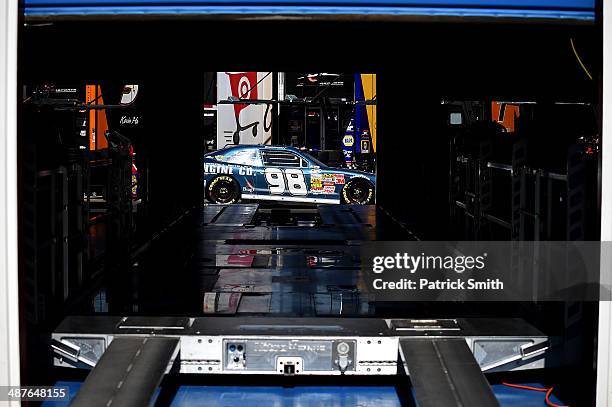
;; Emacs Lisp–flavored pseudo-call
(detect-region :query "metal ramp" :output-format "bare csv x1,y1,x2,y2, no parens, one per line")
318,205,369,226
400,338,500,407
201,204,258,226
51,316,552,407
69,336,179,407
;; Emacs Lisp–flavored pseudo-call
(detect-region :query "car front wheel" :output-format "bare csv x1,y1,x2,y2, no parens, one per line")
342,178,375,205
207,176,241,204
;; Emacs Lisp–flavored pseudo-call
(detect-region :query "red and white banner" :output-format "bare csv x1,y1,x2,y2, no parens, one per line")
217,72,273,148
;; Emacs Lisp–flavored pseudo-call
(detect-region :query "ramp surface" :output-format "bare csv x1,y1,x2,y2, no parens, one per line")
70,337,179,407
400,338,499,407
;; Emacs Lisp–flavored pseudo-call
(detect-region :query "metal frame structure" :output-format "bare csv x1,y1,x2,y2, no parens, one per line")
450,135,593,241
0,0,21,399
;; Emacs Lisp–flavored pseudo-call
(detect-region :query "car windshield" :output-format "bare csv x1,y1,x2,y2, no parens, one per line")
204,147,240,159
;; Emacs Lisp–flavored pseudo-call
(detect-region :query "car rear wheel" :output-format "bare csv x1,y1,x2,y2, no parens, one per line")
342,178,375,205
207,176,240,204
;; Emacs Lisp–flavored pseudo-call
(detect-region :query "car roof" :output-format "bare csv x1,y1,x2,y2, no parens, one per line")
224,145,300,152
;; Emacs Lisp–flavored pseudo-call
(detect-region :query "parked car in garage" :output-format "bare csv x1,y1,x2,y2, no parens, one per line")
203,145,375,205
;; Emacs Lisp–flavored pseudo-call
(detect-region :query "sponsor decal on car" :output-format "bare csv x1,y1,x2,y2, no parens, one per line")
310,173,345,194
204,163,253,176
311,174,334,194
243,179,255,192
323,173,345,185
264,168,308,195
311,173,323,193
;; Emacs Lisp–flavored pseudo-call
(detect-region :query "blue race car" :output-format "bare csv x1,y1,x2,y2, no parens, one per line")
203,145,375,205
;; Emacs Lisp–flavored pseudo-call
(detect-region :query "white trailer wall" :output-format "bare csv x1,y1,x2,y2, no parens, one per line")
0,0,21,399
597,1,612,405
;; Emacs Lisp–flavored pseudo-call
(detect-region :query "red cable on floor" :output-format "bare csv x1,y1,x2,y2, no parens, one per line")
501,382,569,407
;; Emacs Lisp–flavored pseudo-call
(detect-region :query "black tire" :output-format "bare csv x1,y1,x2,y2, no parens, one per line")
207,175,241,204
342,178,375,205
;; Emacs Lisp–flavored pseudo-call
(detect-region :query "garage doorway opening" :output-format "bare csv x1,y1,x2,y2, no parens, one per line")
204,72,377,207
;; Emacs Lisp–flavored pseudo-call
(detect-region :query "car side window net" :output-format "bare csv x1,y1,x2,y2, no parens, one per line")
262,151,302,167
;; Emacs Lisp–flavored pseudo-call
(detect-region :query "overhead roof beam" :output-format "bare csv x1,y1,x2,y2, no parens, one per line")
24,0,595,22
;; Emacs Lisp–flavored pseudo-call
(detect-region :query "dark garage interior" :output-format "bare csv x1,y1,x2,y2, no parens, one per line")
17,14,602,407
